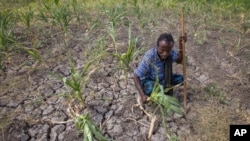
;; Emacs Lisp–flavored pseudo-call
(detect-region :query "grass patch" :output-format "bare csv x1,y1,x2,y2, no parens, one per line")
204,83,229,105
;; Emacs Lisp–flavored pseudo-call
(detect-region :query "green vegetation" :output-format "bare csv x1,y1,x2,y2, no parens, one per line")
148,68,183,140
112,24,139,84
51,52,104,103
76,114,112,141
204,83,229,105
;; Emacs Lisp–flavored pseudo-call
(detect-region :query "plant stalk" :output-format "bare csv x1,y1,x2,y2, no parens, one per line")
181,8,187,113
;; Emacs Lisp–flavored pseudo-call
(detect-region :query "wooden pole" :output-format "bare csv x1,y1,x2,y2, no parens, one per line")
181,8,187,113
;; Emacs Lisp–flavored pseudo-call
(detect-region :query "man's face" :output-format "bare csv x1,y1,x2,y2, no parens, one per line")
157,40,173,60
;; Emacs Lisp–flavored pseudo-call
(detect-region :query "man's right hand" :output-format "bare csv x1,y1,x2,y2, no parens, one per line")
141,94,148,103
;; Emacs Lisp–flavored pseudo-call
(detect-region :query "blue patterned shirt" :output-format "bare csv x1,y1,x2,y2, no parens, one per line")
134,47,178,83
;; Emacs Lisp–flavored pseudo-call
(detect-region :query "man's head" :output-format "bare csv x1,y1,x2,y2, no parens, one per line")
156,33,174,60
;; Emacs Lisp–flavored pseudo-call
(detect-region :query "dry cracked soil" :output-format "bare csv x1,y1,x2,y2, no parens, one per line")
0,16,250,141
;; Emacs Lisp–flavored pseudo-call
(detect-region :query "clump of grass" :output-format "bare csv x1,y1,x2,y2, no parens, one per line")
18,6,34,30
0,10,15,71
52,4,71,34
194,26,207,45
76,113,112,141
0,10,15,52
39,1,71,34
103,4,126,28
204,83,229,105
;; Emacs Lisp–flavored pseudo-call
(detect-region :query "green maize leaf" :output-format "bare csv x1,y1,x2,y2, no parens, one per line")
65,79,81,92
84,133,88,141
82,62,91,76
86,120,111,141
149,83,183,116
112,53,121,60
75,91,83,102
69,62,77,76
27,50,41,61
169,105,183,115
84,124,93,141
120,53,127,60
54,0,59,5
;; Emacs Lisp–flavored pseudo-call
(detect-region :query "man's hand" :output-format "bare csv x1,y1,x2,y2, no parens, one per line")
179,33,187,44
141,94,148,104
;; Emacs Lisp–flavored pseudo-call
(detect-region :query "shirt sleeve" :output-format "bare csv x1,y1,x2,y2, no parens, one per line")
134,54,150,80
171,50,178,62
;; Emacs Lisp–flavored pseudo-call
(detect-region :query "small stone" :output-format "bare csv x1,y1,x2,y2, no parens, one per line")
120,89,129,96
196,74,209,83
139,126,148,135
166,117,173,122
110,84,121,92
41,87,54,97
92,114,103,123
1,107,14,116
179,125,191,134
118,81,127,89
30,138,36,141
105,110,113,119
37,134,48,141
47,97,58,105
7,100,19,108
0,96,8,106
151,132,166,141
25,104,35,113
168,122,178,132
50,82,63,91
117,135,134,141
112,124,123,136
98,83,110,90
106,117,115,130
126,127,139,137
28,128,37,137
50,125,66,141
173,113,183,119
32,108,42,117
50,111,68,121
39,104,48,111
58,126,82,141
114,104,124,115
96,106,108,114
42,105,55,115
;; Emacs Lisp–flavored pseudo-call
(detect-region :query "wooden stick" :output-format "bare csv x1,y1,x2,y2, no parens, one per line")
181,8,187,113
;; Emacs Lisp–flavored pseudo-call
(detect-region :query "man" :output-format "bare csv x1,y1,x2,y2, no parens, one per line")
134,33,187,103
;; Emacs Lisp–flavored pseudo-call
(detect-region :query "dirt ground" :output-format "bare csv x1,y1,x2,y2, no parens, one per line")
0,9,250,141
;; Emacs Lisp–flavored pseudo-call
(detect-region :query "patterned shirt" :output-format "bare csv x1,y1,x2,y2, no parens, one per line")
134,47,178,83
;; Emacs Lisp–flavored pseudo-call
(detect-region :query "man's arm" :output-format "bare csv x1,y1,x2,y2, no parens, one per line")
134,73,148,103
176,34,187,64
176,50,183,64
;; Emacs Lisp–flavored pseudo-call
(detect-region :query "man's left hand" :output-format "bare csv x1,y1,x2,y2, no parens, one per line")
179,33,187,43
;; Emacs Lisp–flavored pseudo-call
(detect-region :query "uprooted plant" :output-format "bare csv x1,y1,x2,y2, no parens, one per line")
132,65,183,140
148,69,183,140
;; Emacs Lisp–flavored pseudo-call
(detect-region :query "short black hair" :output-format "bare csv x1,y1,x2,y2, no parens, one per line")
157,33,174,46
